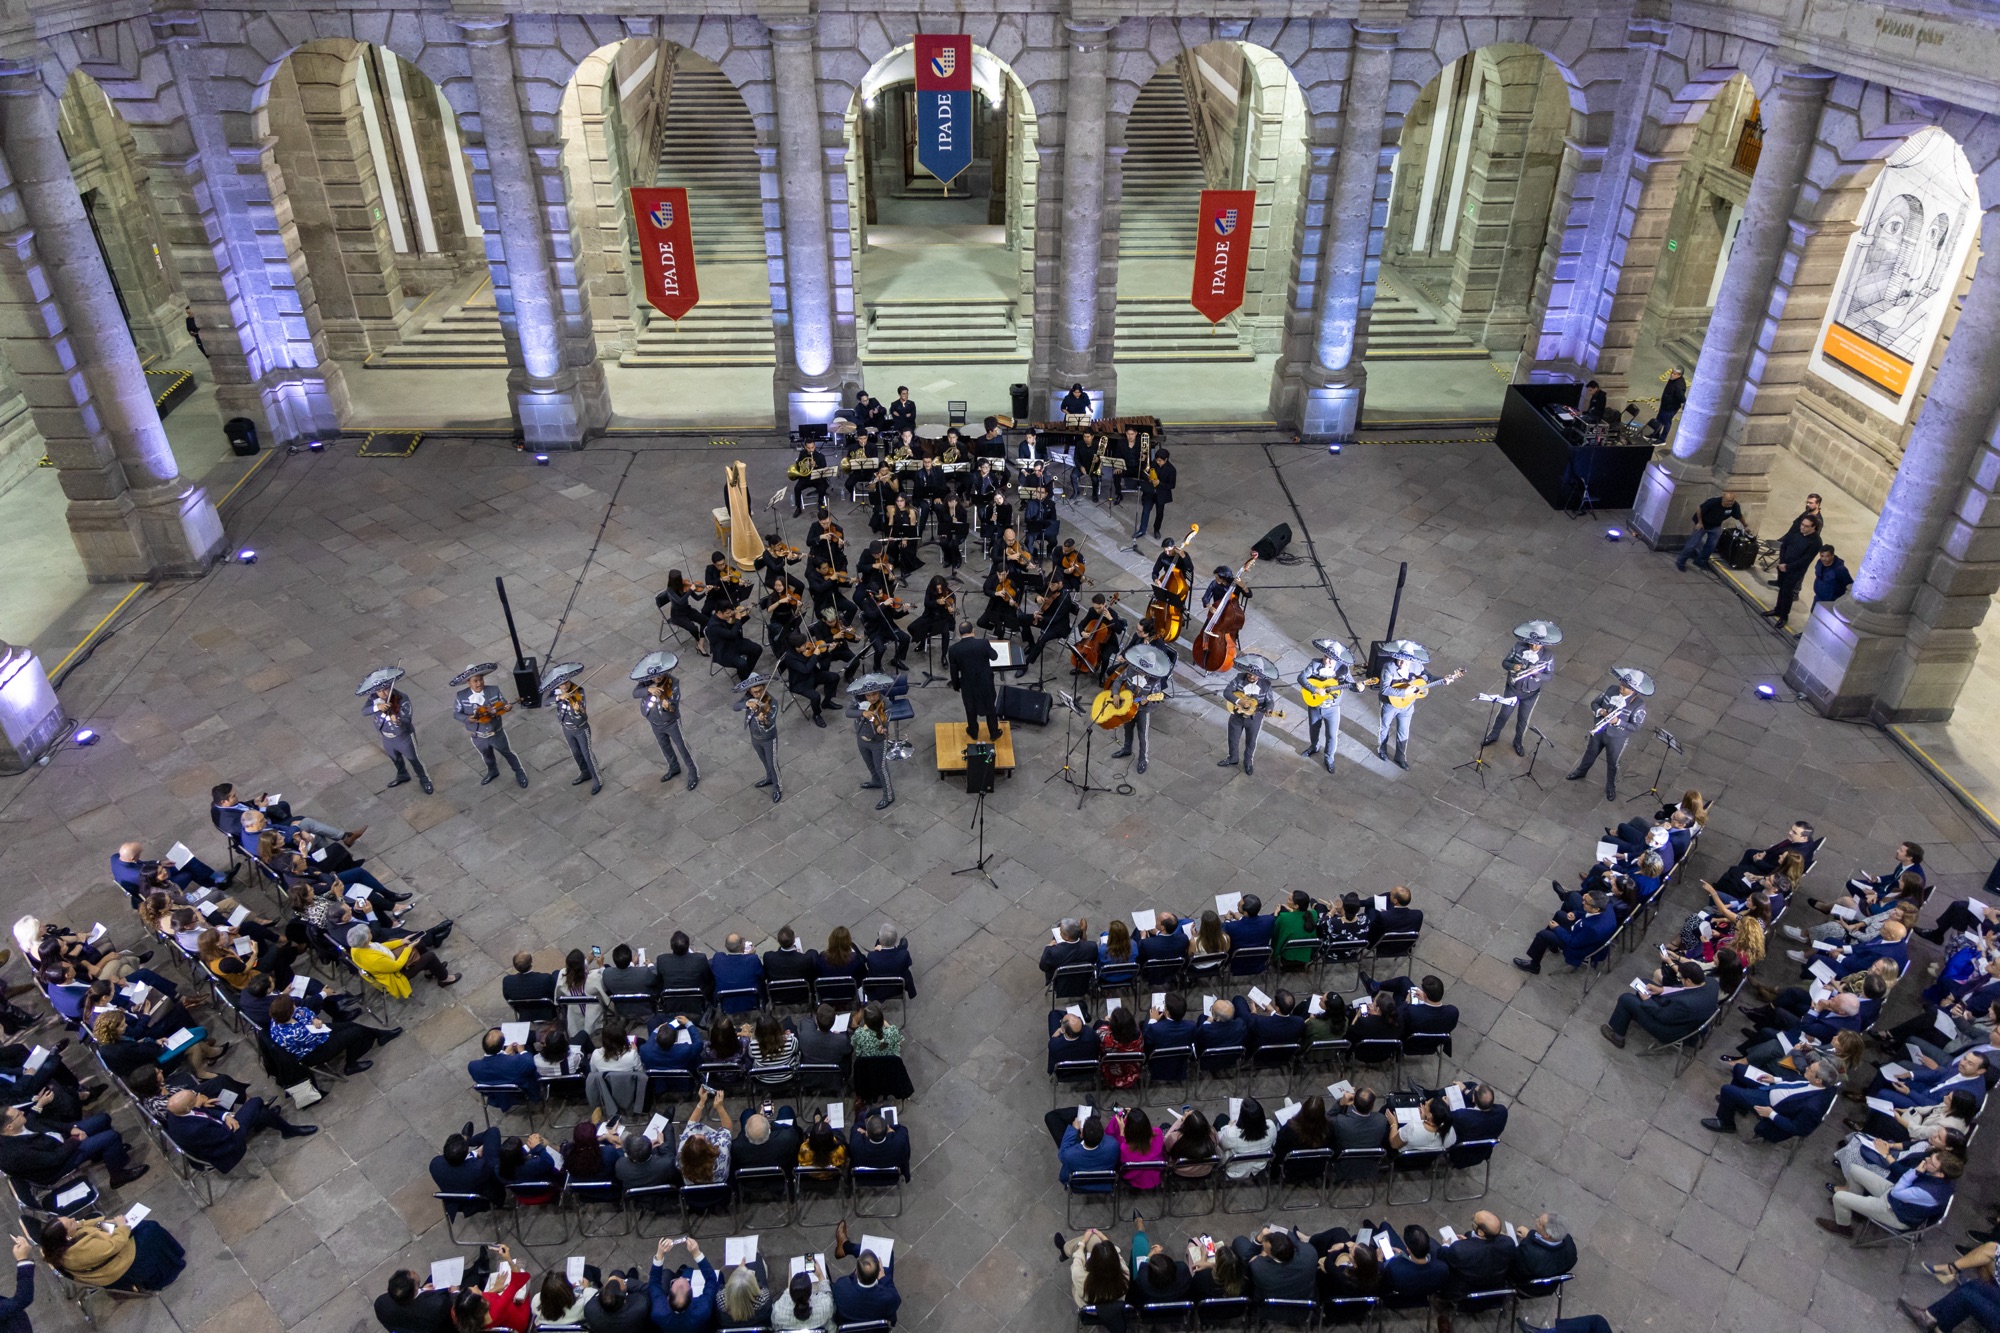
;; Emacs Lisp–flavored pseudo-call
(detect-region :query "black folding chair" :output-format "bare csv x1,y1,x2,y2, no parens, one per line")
1273,1146,1333,1211
850,1163,904,1218
1329,1146,1387,1207
1063,1168,1119,1228
1443,1137,1497,1201
733,1163,793,1228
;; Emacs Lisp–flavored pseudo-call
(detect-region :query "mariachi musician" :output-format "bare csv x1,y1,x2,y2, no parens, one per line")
633,655,698,789
545,663,601,795
1219,666,1280,777
1297,639,1362,776
789,438,829,516
733,674,782,804
1567,668,1651,802
452,662,529,789
1371,642,1463,771
1104,652,1168,776
360,669,432,794
845,677,897,812
1483,620,1560,757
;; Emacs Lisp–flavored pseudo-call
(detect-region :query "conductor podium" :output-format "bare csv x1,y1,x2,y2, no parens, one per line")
934,723,1016,779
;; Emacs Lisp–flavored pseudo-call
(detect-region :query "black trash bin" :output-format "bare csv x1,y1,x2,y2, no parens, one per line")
1010,382,1031,423
224,417,260,457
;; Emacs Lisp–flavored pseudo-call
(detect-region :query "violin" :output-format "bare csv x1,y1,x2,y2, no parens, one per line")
1059,547,1088,583
767,539,802,562
717,566,747,587
799,638,839,658
554,680,586,722
470,698,513,726
646,678,679,708
863,695,890,731
744,693,775,726
816,562,854,586
768,585,803,613
876,593,909,616
1004,539,1031,568
823,617,862,643
1191,551,1259,674
994,573,1019,606
940,590,958,616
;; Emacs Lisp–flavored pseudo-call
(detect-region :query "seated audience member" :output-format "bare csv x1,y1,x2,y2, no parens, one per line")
111,841,228,905
430,1125,504,1214
211,782,358,845
1187,1241,1250,1302
1056,1228,1128,1316
538,1267,600,1329
1041,918,1097,995
1310,1230,1382,1301
266,994,399,1075
1131,1235,1192,1305
1097,1007,1144,1090
649,1236,716,1333
771,1257,829,1331
0,1099,148,1188
1600,959,1719,1048
1238,989,1308,1050
1047,1011,1101,1074
1143,993,1200,1069
1186,910,1234,979
1273,1095,1331,1164
347,924,459,993
1702,1056,1842,1141
1137,912,1189,969
1222,893,1275,957
39,1214,185,1292
763,927,818,991
865,924,917,997
816,926,867,987
1512,1213,1577,1279
1368,885,1423,940
1115,1109,1166,1192
377,1265,465,1333
795,1113,847,1188
161,1087,315,1169
1385,1095,1457,1155
848,1109,912,1180
469,1027,542,1109
1366,1223,1450,1302
494,1133,560,1204
734,1105,804,1173
584,1267,651,1333
1716,821,1818,897
1271,891,1320,970
848,1002,902,1059
1446,1080,1509,1142
1868,1049,1991,1110
1162,1107,1219,1178
793,1004,850,1069
1302,994,1350,1046
91,1008,227,1084
654,932,713,1001
710,934,763,1013
1818,1148,1963,1238
1332,1087,1389,1151
501,953,556,1016
830,1220,901,1325
1363,974,1458,1040
638,1018,701,1074
1048,1110,1119,1188
614,1128,679,1189
677,1087,734,1184
1196,998,1247,1055
534,1026,586,1079
1216,1097,1276,1178
1099,919,1138,974
1512,891,1619,974
1347,991,1401,1046
597,944,659,1011
1231,1224,1317,1301
1438,1210,1517,1296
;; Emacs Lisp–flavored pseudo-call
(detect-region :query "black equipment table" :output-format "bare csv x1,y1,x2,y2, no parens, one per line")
1496,384,1655,511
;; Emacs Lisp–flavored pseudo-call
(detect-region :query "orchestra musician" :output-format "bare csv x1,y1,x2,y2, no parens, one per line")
775,625,841,728
907,576,957,656
1078,430,1105,502
973,416,1009,464
859,587,912,674
704,602,763,684
887,428,916,464
1108,424,1143,506
364,679,432,794
978,566,1024,641
551,675,601,795
867,465,898,536
887,386,917,435
660,570,711,650
841,431,876,502
1568,674,1647,801
1025,578,1077,666
854,390,888,434
810,608,863,683
1200,565,1250,620
451,663,529,789
1297,640,1361,775
808,556,858,623
754,535,803,594
1021,463,1060,556
702,550,749,611
845,682,896,812
887,496,925,575
807,506,847,568
911,457,948,538
1056,539,1088,591
1060,383,1092,418
635,668,698,789
1017,426,1046,466
1072,594,1128,685
1219,668,1279,776
1485,632,1556,757
933,494,970,574
1106,661,1166,775
1133,445,1176,545
789,438,829,516
1151,537,1194,613
733,673,782,803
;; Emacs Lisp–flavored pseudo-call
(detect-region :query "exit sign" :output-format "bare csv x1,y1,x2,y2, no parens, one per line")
1666,239,1678,251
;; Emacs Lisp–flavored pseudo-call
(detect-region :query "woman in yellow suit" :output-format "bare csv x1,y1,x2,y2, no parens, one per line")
346,923,459,997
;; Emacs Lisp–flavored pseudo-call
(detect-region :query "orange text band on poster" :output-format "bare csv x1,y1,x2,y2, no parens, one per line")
631,187,700,321
1191,189,1257,324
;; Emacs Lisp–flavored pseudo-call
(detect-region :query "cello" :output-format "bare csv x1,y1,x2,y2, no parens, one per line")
1191,551,1258,673
1068,592,1124,675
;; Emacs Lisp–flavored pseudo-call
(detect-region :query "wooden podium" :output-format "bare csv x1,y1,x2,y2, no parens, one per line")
933,722,1016,778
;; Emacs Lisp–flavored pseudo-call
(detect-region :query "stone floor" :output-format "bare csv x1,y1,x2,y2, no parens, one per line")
1,428,1994,1333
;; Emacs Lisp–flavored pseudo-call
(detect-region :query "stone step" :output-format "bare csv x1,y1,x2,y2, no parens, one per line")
621,302,777,367
1361,292,1493,361
1113,299,1251,361
862,299,1020,362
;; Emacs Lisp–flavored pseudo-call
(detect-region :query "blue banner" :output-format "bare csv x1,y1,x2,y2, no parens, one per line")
913,35,973,185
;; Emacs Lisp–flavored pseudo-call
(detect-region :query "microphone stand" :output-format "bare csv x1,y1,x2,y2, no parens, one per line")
1630,727,1682,804
1045,690,1112,809
951,793,996,888
1512,724,1553,791
1453,694,1513,787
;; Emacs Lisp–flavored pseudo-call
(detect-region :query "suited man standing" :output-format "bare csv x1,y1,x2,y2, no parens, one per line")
946,622,1002,742
1600,960,1718,1048
1512,1214,1577,1281
1439,1211,1517,1296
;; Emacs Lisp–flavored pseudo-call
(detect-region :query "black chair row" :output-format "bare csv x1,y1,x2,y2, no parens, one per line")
1052,1035,1451,1104
1080,1272,1569,1331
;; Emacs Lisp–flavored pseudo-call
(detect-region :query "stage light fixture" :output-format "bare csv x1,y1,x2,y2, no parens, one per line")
307,439,324,452
1327,443,1342,455
1605,527,1623,541
1755,683,1778,699
534,454,551,466
73,728,97,746
236,548,257,564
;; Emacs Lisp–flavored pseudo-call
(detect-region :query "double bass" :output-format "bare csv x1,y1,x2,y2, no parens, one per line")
1145,523,1198,643
1191,552,1258,673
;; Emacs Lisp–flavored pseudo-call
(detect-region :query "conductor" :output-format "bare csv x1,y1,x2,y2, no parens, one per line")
946,621,1003,742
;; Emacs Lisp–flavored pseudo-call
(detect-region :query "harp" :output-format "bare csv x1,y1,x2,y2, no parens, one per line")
726,460,765,569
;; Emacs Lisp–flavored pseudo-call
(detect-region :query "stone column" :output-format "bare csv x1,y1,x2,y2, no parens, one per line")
1790,217,2000,720
1043,19,1113,416
0,640,62,773
457,17,610,449
767,16,841,431
0,56,223,578
151,11,346,445
1295,24,1398,442
1629,64,1831,545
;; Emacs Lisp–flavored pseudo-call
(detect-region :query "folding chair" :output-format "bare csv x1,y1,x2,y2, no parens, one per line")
813,974,859,1009
850,1164,905,1218
608,990,658,1020
1329,1146,1387,1208
1101,1050,1146,1094
1637,1011,1716,1077
1198,1043,1247,1096
1117,1159,1169,1219
1161,1166,1217,1218
1272,1147,1332,1211
1442,1138,1497,1201
1146,1045,1195,1095
1247,1042,1302,1099
1228,946,1272,980
1218,1154,1272,1214
505,1177,571,1246
1368,931,1420,973
561,1177,625,1237
474,1082,542,1131
1063,1168,1119,1228
1450,1287,1516,1333
1386,1146,1443,1205
656,988,708,1020
1051,1058,1100,1107
1134,1299,1195,1329
1401,1033,1451,1088
1195,1296,1250,1329
795,1163,847,1226
434,1191,505,1246
1514,1273,1573,1325
1255,1298,1316,1330
948,400,968,425
622,1182,679,1230
733,1163,793,1228
1321,1295,1379,1329
859,973,910,1025
1048,963,1097,1006
1851,1194,1952,1272
678,1178,735,1234
1349,1038,1403,1086
765,976,813,1012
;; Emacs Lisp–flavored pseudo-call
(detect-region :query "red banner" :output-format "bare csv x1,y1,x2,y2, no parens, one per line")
1190,189,1257,324
630,187,699,321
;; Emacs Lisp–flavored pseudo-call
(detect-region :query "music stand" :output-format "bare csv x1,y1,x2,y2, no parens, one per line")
1512,724,1554,791
767,488,790,544
1045,689,1112,809
1453,694,1513,788
1629,727,1682,804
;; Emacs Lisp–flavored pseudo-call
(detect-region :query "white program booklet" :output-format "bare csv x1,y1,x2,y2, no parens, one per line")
1132,910,1158,933
1215,892,1243,917
500,1023,531,1047
860,1235,895,1268
165,843,193,869
431,1257,465,1290
724,1235,759,1267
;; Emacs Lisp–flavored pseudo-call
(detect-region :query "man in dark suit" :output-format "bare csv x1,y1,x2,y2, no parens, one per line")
709,933,763,1013
1368,974,1459,1040
501,952,557,1019
1702,1056,1841,1142
1332,1088,1389,1151
583,1269,653,1333
1223,895,1275,973
428,1125,504,1214
162,1089,314,1170
1439,1211,1518,1296
1238,990,1307,1049
793,1005,850,1069
865,925,918,998
831,1221,901,1324
1513,891,1619,974
946,622,1002,741
1132,446,1176,542
0,1103,145,1188
848,1110,912,1180
598,944,660,1012
1230,1225,1317,1301
1377,1225,1450,1301
1716,820,1819,896
654,932,714,1004
1445,1082,1510,1143
1600,961,1718,1048
1367,885,1424,941
762,928,818,993
376,1268,459,1333
1047,1011,1101,1074
1041,918,1097,998
1138,912,1189,969
732,1108,803,1172
468,1029,540,1110
1512,1214,1577,1281
638,1018,702,1074
1195,999,1248,1055
1143,993,1199,1082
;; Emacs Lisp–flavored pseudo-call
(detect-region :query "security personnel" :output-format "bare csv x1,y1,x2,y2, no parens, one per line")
1484,633,1556,756
734,673,782,803
1106,663,1166,775
549,670,600,795
363,678,432,794
1297,640,1359,775
634,666,698,789
1568,673,1648,801
846,681,896,811
1218,669,1278,776
451,664,529,788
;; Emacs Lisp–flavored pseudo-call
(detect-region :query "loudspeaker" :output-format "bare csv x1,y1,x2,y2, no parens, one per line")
1250,524,1293,564
964,742,996,794
512,657,543,709
998,685,1052,726
796,422,829,442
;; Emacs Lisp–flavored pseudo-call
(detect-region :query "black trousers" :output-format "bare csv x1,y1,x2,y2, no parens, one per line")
1772,570,1808,624
962,689,1000,741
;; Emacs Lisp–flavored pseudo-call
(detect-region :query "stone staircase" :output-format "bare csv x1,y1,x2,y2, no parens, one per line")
620,302,776,367
1118,72,1205,260
656,58,765,266
1363,287,1492,361
364,285,507,369
1113,298,1251,361
861,298,1021,363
